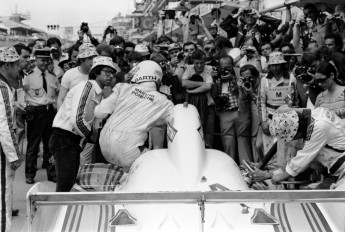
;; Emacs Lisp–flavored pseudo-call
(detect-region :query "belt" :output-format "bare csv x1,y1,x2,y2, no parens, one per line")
32,104,53,111
329,155,345,175
265,103,280,110
52,127,82,144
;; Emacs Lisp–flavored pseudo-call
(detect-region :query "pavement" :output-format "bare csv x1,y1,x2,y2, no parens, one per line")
11,152,56,232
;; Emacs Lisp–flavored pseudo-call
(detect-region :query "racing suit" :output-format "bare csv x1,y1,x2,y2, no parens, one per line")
286,108,345,188
0,76,20,232
94,82,174,170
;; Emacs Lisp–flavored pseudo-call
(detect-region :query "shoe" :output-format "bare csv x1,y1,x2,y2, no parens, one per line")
26,178,34,184
12,209,19,216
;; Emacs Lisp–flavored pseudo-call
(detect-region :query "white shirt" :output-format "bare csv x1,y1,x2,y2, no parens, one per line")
286,107,345,177
23,67,60,106
53,80,103,137
61,66,88,91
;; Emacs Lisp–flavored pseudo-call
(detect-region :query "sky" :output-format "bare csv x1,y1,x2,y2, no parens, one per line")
0,0,136,33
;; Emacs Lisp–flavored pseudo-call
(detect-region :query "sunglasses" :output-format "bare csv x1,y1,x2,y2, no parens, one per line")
204,47,216,53
314,77,329,84
125,50,132,54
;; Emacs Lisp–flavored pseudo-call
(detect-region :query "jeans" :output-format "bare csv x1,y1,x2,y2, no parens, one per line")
49,129,81,192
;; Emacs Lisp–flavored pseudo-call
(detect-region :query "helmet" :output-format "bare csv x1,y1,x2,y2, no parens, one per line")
131,60,163,85
269,111,299,142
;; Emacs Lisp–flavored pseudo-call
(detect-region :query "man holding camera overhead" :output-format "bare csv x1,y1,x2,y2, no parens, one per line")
220,7,281,47
76,22,99,47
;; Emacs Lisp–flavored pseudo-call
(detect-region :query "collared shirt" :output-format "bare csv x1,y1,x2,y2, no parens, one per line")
182,65,215,106
0,74,20,162
286,107,345,177
53,80,103,137
23,67,60,106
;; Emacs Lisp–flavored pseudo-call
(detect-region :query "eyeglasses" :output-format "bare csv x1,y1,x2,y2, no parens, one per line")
184,48,195,52
102,69,116,76
125,50,132,54
204,47,216,53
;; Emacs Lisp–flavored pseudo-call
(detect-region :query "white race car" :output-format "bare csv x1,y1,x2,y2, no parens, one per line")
26,104,345,232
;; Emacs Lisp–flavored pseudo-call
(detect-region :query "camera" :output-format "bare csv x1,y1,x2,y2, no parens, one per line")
220,67,232,77
190,14,201,24
242,9,254,17
245,47,256,55
159,60,172,74
241,76,254,89
106,26,115,34
80,22,89,33
162,10,176,20
295,64,316,84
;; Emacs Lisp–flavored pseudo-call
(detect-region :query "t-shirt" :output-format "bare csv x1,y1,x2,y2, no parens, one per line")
61,67,88,91
182,65,214,106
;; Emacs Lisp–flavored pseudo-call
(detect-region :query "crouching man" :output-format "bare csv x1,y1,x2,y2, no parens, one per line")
94,60,174,171
270,107,345,189
50,56,116,192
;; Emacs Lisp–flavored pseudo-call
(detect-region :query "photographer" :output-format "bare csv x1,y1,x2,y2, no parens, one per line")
220,7,281,47
237,37,264,73
167,43,185,81
239,65,263,162
183,13,214,44
101,25,117,45
76,22,99,47
213,55,253,164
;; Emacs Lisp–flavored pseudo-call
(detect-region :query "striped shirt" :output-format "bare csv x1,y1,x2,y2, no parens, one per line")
0,74,20,162
53,80,103,137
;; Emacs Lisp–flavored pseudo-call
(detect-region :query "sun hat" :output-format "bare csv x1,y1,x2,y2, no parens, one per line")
0,47,20,62
267,51,287,65
90,56,116,73
168,43,181,52
134,44,150,56
77,43,98,59
269,111,299,142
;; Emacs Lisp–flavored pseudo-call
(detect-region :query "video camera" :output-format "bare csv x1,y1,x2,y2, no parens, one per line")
80,22,89,33
295,64,316,84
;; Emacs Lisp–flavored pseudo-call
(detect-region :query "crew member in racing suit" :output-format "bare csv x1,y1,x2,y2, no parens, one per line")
269,106,345,189
94,60,174,171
